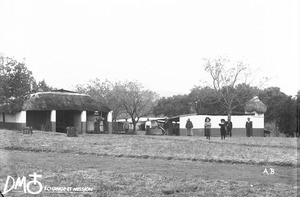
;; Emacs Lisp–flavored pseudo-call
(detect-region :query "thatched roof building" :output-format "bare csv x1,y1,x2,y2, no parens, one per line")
244,96,267,114
22,91,110,112
0,89,112,132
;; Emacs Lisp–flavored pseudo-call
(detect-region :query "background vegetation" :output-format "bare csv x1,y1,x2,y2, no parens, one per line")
0,54,299,136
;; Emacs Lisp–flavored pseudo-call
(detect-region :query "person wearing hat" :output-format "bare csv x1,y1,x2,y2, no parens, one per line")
94,111,100,133
245,118,253,137
204,117,211,139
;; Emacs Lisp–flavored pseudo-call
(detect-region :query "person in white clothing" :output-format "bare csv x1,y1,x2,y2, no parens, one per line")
145,118,151,135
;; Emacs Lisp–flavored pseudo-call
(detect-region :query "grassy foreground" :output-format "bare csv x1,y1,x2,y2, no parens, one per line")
0,129,298,196
0,130,297,166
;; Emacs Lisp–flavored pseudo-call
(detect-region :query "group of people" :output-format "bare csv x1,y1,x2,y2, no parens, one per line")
120,115,253,138
185,117,253,139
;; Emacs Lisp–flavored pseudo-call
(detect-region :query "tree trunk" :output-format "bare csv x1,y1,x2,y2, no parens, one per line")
227,110,232,122
2,113,5,129
130,117,136,134
132,121,137,134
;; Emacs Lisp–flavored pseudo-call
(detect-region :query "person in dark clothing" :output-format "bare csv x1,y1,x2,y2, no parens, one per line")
245,118,253,137
227,118,233,137
185,118,194,136
204,117,211,139
163,118,169,135
123,119,130,134
168,121,174,135
94,111,100,134
219,119,226,139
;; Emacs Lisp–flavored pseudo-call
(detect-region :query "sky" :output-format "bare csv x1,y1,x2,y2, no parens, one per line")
0,0,299,97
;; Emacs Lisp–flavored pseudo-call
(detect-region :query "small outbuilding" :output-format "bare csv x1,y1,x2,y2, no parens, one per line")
244,96,267,115
0,89,112,133
174,96,268,137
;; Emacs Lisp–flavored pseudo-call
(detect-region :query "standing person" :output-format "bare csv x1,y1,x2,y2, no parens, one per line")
245,118,253,137
94,111,100,134
145,118,151,135
123,118,130,134
168,121,173,135
204,117,211,139
219,119,226,140
227,118,233,137
163,118,169,135
185,118,194,136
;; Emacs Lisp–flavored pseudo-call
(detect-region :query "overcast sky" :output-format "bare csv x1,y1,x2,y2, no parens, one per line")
0,0,299,97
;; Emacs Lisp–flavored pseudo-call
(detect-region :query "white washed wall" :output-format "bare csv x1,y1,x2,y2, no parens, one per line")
0,111,26,123
73,112,81,131
180,114,264,129
107,111,113,122
87,114,94,131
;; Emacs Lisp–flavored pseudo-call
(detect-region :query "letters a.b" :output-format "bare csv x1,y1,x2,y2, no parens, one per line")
263,168,275,175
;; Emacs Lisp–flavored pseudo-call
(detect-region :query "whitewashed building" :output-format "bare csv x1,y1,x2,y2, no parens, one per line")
171,96,267,137
0,89,112,133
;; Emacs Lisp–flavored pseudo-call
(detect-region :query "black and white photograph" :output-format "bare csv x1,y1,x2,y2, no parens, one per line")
0,0,299,196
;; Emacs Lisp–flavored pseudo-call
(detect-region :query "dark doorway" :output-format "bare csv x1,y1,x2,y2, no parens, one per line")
26,111,51,131
56,110,81,133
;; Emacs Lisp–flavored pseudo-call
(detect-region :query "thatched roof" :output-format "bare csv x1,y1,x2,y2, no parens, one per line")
244,96,267,114
22,91,110,112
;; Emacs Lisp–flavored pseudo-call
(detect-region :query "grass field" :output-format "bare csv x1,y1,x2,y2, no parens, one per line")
0,129,298,196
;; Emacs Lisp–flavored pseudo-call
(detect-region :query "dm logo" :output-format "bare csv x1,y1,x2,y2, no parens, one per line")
2,173,43,195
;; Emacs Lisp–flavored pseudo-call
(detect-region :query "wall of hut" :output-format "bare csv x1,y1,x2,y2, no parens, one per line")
179,114,264,137
0,111,27,130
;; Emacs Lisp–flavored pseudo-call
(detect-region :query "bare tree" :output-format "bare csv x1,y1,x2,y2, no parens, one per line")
115,81,158,133
75,79,125,128
203,57,261,120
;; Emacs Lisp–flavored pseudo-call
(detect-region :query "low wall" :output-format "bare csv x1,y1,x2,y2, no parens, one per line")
180,128,264,137
0,122,26,130
180,114,264,129
179,114,264,137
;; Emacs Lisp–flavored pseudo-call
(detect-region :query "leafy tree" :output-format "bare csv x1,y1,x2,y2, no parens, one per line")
114,81,158,133
276,96,297,136
231,83,259,113
153,94,190,117
189,86,224,114
37,79,52,92
0,55,35,113
258,87,286,123
259,87,297,136
31,79,53,93
203,57,260,119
